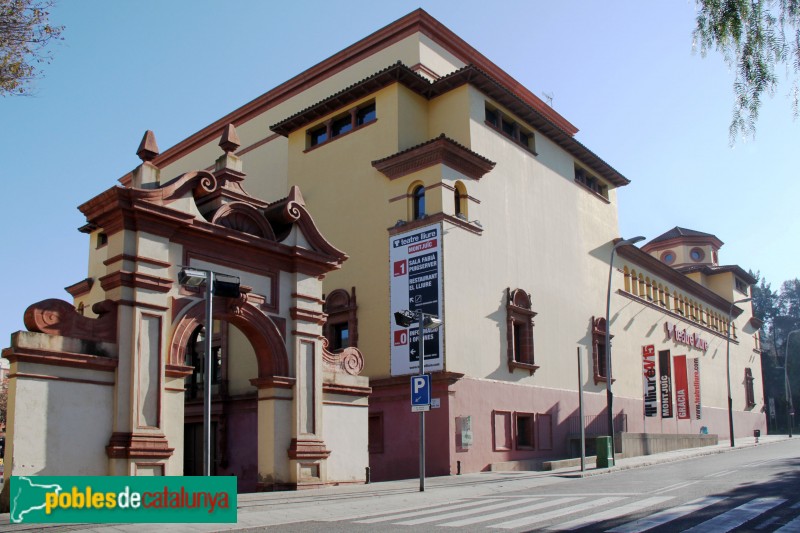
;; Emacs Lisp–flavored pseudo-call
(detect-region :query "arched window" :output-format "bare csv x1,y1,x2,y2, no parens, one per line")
413,185,426,220
631,270,638,296
506,288,537,373
454,181,468,219
623,267,631,292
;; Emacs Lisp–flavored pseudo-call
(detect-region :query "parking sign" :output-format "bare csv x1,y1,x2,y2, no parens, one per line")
411,375,431,412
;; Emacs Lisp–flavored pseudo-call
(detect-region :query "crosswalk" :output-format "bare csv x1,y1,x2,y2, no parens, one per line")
331,493,800,531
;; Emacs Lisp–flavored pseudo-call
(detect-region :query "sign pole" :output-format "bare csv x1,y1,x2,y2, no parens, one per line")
577,347,586,472
418,309,425,492
203,271,214,477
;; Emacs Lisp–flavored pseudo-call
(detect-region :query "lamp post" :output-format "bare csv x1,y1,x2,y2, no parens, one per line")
394,309,442,492
178,267,240,476
785,329,800,438
726,296,752,448
605,235,645,466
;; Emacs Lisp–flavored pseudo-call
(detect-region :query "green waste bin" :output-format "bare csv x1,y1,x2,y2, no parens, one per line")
596,436,614,468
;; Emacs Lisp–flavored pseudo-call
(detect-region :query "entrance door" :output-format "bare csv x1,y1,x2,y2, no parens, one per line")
183,422,217,476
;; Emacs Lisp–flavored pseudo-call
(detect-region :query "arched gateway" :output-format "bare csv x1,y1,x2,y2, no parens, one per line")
2,127,370,490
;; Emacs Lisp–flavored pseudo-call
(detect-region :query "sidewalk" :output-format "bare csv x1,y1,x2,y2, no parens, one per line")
0,434,792,532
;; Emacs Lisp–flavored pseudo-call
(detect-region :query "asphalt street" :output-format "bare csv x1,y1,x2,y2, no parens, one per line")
1,435,798,532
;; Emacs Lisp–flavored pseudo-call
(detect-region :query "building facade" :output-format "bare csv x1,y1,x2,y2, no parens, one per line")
3,9,766,487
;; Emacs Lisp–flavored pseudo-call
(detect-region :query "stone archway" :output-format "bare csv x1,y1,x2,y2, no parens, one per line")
170,294,290,379
169,294,294,490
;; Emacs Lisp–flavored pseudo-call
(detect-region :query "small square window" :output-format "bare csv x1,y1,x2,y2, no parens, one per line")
356,103,376,125
309,125,328,146
332,115,352,137
96,232,108,248
485,107,499,127
501,118,515,137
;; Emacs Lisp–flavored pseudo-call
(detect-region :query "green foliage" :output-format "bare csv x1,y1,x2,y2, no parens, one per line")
753,271,800,432
694,0,800,141
0,0,63,96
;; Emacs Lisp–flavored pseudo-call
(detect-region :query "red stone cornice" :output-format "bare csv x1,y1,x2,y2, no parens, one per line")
287,438,331,460
372,135,495,180
2,345,118,372
106,432,173,459
641,235,724,254
322,382,372,396
99,271,173,293
65,278,93,298
387,212,482,236
290,307,327,325
147,9,576,169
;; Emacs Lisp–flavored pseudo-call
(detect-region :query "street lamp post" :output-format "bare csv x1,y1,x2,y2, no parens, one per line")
785,329,800,438
605,236,645,466
726,296,752,448
178,267,240,476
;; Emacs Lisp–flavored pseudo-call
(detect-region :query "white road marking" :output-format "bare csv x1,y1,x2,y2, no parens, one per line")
393,497,540,525
705,469,736,478
682,497,786,533
607,497,726,533
653,481,699,494
440,497,583,527
353,499,484,524
494,497,625,529
548,496,673,531
320,499,467,522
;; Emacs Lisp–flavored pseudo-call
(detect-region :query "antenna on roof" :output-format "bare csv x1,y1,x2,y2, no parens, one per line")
542,91,554,107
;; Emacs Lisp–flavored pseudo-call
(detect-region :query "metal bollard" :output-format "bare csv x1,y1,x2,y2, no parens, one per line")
365,466,371,484
457,460,461,475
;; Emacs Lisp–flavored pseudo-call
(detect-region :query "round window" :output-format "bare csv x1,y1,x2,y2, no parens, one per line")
690,247,705,262
660,250,676,265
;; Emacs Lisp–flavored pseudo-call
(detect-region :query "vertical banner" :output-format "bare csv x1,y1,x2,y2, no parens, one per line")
674,355,689,420
642,345,658,417
691,357,702,419
389,224,444,376
659,350,673,418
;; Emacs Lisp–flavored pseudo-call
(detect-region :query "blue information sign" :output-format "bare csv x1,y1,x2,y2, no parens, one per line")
410,375,431,411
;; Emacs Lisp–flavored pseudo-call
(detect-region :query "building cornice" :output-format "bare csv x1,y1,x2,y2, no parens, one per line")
617,244,746,316
148,9,577,169
372,134,495,180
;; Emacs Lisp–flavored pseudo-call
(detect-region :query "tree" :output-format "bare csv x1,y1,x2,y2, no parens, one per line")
0,0,63,96
694,0,800,140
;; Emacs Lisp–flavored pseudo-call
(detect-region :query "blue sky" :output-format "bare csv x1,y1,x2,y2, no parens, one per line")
1,0,797,340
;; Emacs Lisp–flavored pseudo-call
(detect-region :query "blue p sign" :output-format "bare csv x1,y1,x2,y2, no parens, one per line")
411,375,431,407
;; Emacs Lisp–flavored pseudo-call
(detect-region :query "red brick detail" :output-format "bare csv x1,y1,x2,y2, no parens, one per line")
106,432,174,459
372,135,495,180
287,438,331,460
23,298,118,344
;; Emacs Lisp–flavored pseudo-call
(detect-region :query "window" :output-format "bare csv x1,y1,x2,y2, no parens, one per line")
307,100,376,149
506,288,538,373
309,125,328,147
331,114,353,136
356,102,376,125
96,232,108,248
453,181,468,219
323,288,358,350
574,165,608,199
660,250,676,265
744,368,756,408
484,103,536,153
368,413,384,454
735,278,749,294
515,413,535,449
690,247,705,262
413,185,426,220
592,317,612,384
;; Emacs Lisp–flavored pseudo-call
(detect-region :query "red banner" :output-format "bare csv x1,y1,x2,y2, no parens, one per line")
674,355,689,420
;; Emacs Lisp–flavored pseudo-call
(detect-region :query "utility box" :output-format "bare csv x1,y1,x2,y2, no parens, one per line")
596,436,614,468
